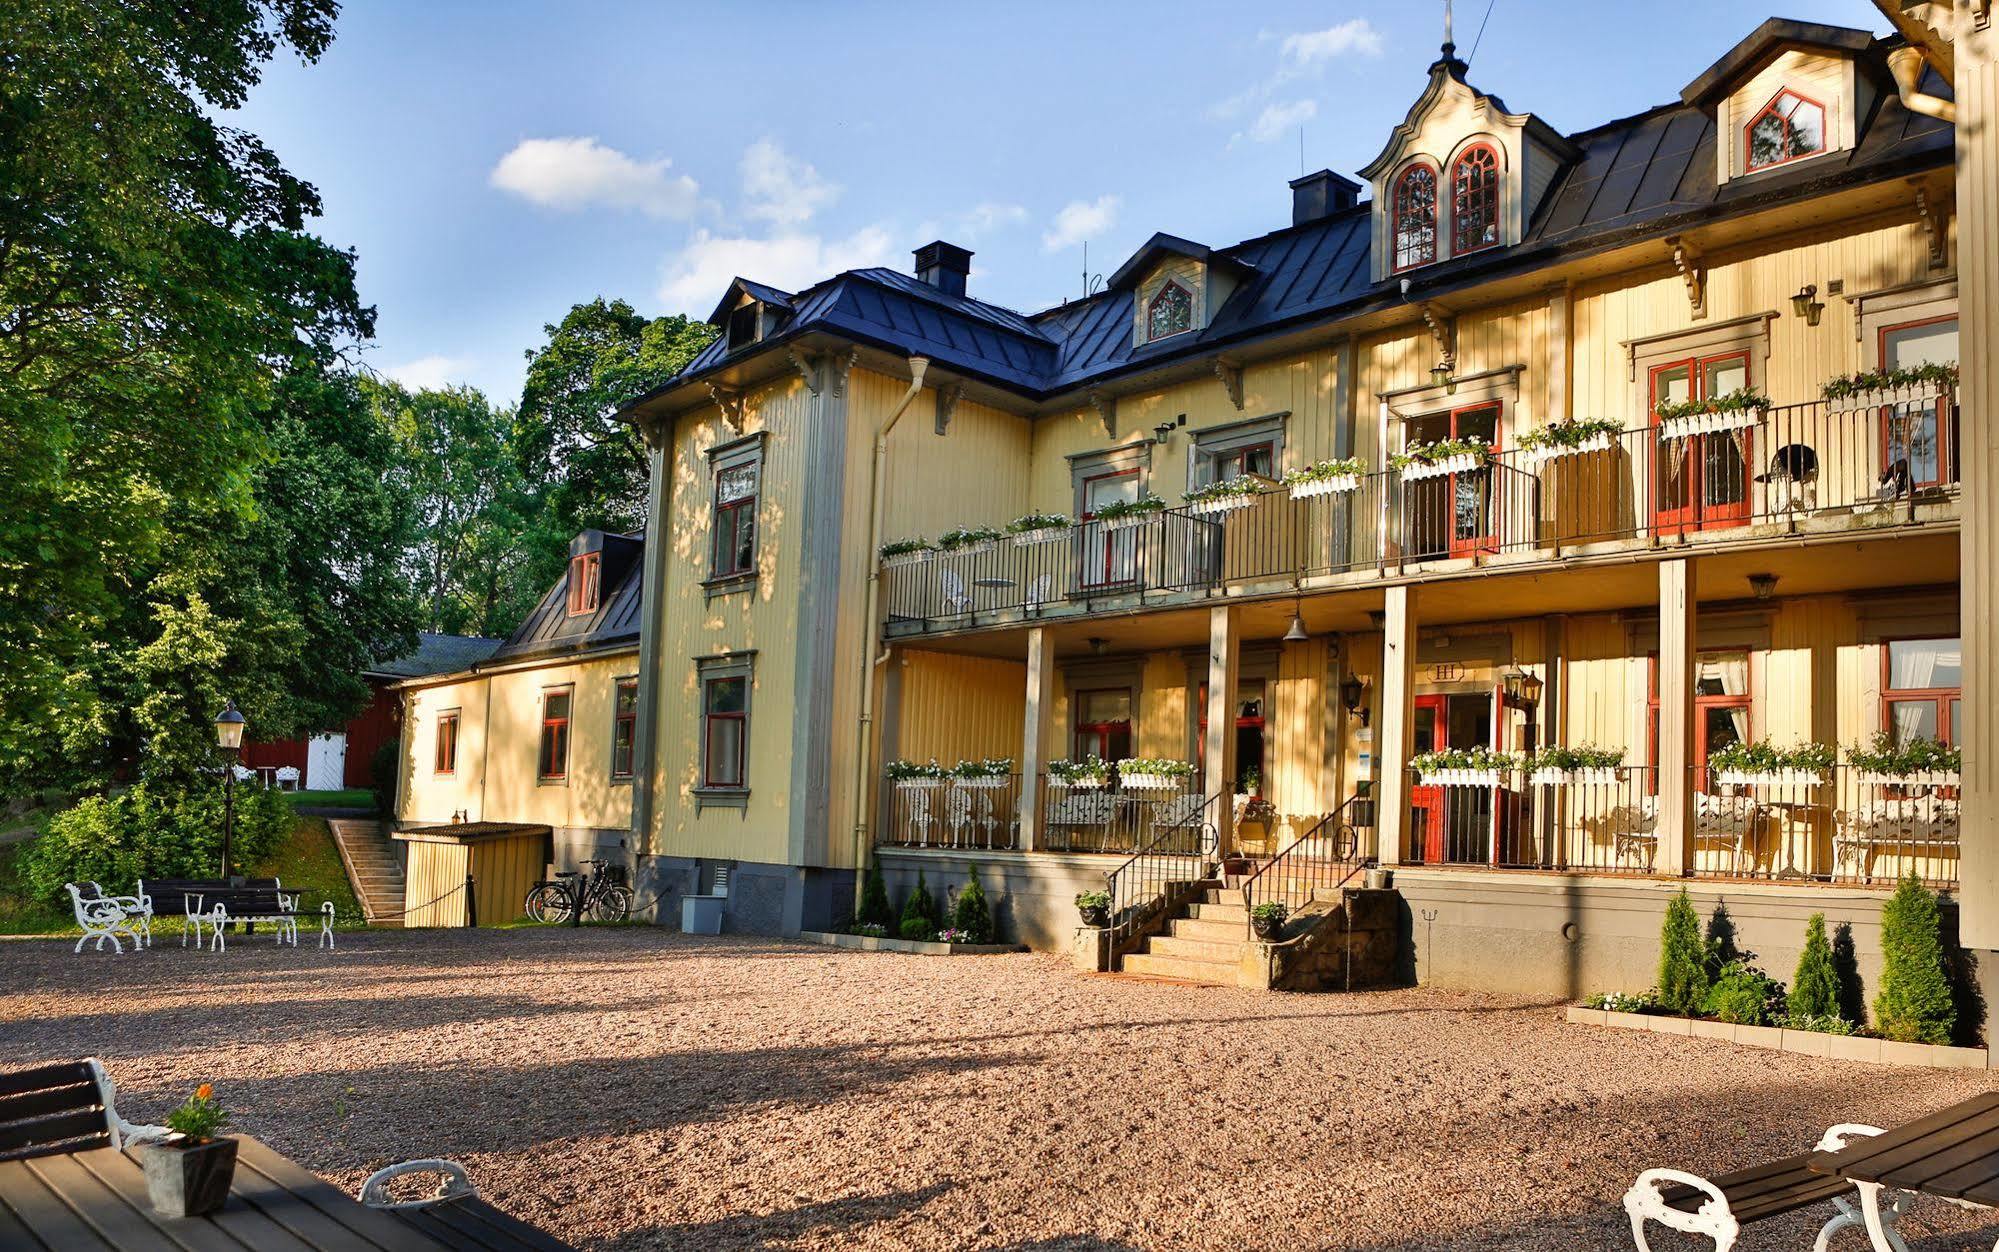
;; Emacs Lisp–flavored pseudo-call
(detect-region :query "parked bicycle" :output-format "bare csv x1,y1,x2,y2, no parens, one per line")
523,859,631,924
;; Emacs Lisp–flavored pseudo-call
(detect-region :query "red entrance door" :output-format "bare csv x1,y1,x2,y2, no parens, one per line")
1652,353,1753,535
1409,696,1447,862
1404,403,1501,558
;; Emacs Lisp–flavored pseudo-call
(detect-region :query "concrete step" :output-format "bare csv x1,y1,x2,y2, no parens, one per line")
1120,952,1237,984
1169,916,1250,943
1145,934,1250,963
1185,899,1247,922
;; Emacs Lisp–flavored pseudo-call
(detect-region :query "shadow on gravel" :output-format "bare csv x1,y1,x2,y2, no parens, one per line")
603,1183,957,1251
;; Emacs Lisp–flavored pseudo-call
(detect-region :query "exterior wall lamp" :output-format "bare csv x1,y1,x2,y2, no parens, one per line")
1791,284,1825,327
1503,669,1544,707
1340,673,1369,726
1748,572,1779,601
1153,421,1175,445
1430,362,1457,393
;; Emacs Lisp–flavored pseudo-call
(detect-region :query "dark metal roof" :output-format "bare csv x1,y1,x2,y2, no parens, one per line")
1106,233,1257,291
365,633,504,680
707,278,795,327
485,533,644,667
394,821,552,844
637,29,1951,411
1681,18,1880,106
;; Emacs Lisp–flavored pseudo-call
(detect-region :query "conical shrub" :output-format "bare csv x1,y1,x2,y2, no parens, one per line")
1657,887,1710,1015
1788,912,1842,1022
1874,873,1955,1044
952,868,993,944
898,870,939,941
857,864,894,931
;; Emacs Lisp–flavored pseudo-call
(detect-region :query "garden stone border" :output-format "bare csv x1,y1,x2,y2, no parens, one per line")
1565,1005,1988,1070
797,930,1026,956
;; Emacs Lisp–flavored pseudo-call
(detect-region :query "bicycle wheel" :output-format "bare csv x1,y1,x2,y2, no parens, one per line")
524,883,573,925
589,885,632,923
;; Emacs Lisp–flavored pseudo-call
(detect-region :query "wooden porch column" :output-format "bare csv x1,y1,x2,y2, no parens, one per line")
1374,585,1417,866
1205,606,1240,856
1018,627,1057,852
1656,558,1697,877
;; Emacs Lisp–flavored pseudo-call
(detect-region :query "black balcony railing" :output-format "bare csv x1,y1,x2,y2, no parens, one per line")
876,774,1021,851
1036,775,1213,855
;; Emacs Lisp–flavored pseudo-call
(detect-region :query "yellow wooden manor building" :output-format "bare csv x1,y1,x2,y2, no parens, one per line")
397,4,1999,1000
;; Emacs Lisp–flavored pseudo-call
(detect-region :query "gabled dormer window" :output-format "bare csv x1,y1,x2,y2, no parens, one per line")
726,303,761,352
1745,88,1826,171
1450,145,1500,256
1392,163,1438,271
566,552,600,616
1146,281,1193,341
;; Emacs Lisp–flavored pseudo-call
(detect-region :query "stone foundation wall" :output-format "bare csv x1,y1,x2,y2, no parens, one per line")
1267,888,1402,991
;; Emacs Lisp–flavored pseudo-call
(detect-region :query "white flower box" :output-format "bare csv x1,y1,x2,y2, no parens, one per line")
1658,409,1761,440
1825,382,1948,415
1100,513,1158,531
1188,494,1256,515
1715,768,1824,788
953,776,1010,790
1530,767,1622,788
882,550,932,568
1857,769,1960,788
1398,453,1484,482
1289,474,1362,499
939,539,996,558
1418,768,1507,788
1009,528,1068,547
1119,774,1187,791
1050,776,1109,790
1522,432,1616,465
894,777,943,790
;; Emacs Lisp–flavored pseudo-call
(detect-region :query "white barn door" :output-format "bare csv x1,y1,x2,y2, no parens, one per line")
305,732,348,791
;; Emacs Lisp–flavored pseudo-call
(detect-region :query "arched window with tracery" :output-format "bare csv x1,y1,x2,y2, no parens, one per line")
1745,88,1826,171
1392,164,1438,270
1451,144,1500,255
1147,280,1193,340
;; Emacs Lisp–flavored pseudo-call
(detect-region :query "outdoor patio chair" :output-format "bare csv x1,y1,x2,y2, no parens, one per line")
273,765,301,790
945,785,975,847
360,1159,573,1250
1755,443,1818,514
1024,573,1053,609
1834,794,1960,883
64,883,148,955
939,568,973,615
1624,1122,1905,1252
1149,792,1215,856
1608,795,1762,875
76,881,151,949
900,784,937,843
0,1058,169,1162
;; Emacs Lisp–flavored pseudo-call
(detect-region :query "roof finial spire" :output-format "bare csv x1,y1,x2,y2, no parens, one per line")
1442,0,1455,59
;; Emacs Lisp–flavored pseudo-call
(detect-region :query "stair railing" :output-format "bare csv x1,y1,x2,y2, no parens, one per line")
1238,791,1376,939
1101,787,1225,948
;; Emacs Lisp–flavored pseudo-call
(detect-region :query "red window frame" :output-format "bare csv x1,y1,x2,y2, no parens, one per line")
611,678,638,781
1207,441,1275,482
566,552,601,616
1449,143,1501,257
1881,638,1961,747
1392,162,1439,271
1647,652,1754,792
1404,401,1502,558
433,710,459,776
1650,351,1754,536
1073,687,1133,762
1146,280,1194,341
1877,315,1958,491
1744,86,1827,173
1078,467,1142,591
538,686,572,782
702,676,748,789
711,462,758,578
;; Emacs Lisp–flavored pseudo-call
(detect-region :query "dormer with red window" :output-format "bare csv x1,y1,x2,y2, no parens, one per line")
560,530,640,622
1679,19,1884,186
1107,233,1259,349
1359,41,1577,282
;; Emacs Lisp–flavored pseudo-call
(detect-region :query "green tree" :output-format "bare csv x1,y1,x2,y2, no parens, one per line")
951,868,993,944
0,0,372,786
1875,873,1956,1044
1657,888,1710,1015
857,865,894,931
1789,912,1844,1022
899,870,939,941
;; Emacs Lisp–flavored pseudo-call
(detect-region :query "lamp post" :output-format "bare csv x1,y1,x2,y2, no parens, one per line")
214,701,246,881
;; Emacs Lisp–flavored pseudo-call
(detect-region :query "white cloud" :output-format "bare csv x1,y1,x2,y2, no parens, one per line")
1042,195,1120,253
1280,19,1384,68
958,201,1028,237
741,139,839,226
489,137,699,218
381,354,476,392
656,225,896,315
1243,99,1318,146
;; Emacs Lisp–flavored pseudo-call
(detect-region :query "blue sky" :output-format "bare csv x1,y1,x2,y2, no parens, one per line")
232,1,1891,405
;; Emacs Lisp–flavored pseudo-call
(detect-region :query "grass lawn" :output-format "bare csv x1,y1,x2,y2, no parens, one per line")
286,788,376,809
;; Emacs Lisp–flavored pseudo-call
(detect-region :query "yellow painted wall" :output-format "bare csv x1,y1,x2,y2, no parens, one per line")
895,649,1026,765
399,838,468,928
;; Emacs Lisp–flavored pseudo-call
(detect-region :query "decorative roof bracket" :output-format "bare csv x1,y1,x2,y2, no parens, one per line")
1213,357,1245,411
829,347,857,399
1087,391,1118,439
636,413,671,454
706,383,748,432
1417,302,1457,371
934,382,963,436
1915,185,1949,271
786,348,821,396
1667,236,1708,320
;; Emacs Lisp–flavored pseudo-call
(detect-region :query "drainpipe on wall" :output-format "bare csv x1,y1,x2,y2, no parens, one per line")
848,356,931,899
1888,46,1958,123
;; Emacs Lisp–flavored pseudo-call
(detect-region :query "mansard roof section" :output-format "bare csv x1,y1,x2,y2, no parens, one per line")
705,277,795,328
1680,18,1881,107
488,531,645,666
1105,233,1257,291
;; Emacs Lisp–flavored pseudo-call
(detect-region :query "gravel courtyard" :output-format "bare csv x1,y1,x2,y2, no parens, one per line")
5,927,1998,1251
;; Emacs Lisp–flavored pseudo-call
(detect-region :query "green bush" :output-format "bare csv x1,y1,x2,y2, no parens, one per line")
1657,888,1711,1015
370,738,400,817
857,865,894,932
1702,961,1786,1025
1789,912,1843,1023
21,783,292,903
951,868,993,945
898,870,938,941
1875,873,1956,1044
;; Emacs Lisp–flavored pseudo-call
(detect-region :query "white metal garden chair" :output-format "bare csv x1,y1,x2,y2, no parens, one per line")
1625,1123,1905,1252
902,785,937,844
1609,793,1763,874
273,765,301,790
64,883,148,955
939,569,973,615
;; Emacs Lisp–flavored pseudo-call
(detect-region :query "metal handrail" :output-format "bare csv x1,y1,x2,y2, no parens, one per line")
1100,787,1225,944
1238,792,1374,939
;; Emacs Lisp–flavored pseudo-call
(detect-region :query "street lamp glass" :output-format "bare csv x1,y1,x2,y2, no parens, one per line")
215,701,247,751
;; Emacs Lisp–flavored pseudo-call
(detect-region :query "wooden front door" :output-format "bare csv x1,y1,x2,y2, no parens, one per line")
1652,353,1752,535
1079,469,1140,591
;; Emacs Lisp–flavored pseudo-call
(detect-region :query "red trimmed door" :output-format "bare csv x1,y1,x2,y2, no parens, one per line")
1405,402,1502,559
1652,354,1752,536
1079,469,1140,591
1409,696,1447,863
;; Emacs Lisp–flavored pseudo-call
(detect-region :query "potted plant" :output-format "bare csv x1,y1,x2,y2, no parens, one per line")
1117,758,1196,791
949,757,1015,788
1183,475,1263,515
1391,437,1492,481
1526,744,1625,787
1822,361,1958,414
1074,889,1111,928
886,759,948,789
140,1083,235,1218
1709,740,1834,787
1091,494,1167,530
1048,757,1112,789
1006,511,1071,546
1283,457,1368,498
1412,746,1518,787
938,525,1003,555
1518,417,1623,464
1249,900,1289,941
880,537,935,567
1654,386,1770,439
1848,731,1961,787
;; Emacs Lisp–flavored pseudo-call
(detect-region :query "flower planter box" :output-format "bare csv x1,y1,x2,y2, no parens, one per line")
1715,768,1824,788
141,1138,238,1219
1417,768,1507,788
1051,778,1108,790
894,778,944,790
1657,409,1761,440
1856,770,1960,788
1398,454,1484,482
1566,1004,1991,1069
882,550,932,568
1288,474,1362,499
1100,513,1159,531
1119,774,1187,791
1825,382,1948,414
1009,528,1068,547
1187,494,1256,515
1529,767,1622,788
939,540,997,558
1522,432,1616,465
952,776,1010,790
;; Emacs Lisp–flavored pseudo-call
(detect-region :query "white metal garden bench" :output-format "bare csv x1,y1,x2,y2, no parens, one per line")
939,569,973,614
1833,795,1959,883
1625,1123,1906,1251
1046,788,1120,849
64,883,150,955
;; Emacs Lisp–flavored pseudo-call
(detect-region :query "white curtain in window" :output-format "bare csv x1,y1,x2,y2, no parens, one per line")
1697,653,1751,741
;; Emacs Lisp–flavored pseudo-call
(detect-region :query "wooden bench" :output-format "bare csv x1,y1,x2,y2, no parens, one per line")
141,878,335,951
0,1059,167,1163
1624,1124,1904,1250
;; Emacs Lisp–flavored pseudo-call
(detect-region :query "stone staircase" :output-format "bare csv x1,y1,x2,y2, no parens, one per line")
328,818,405,926
1119,878,1255,984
